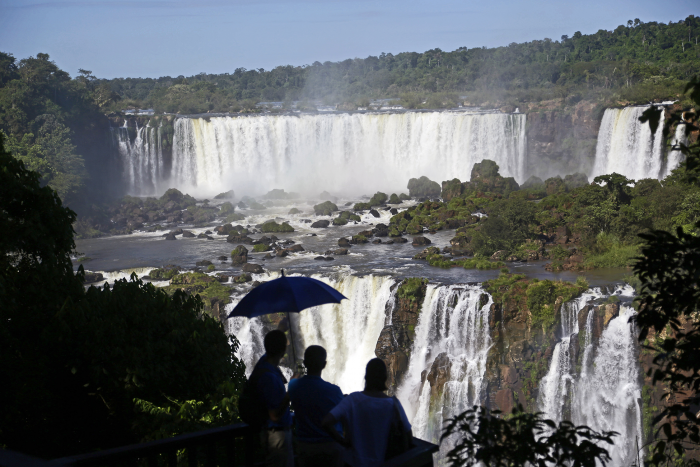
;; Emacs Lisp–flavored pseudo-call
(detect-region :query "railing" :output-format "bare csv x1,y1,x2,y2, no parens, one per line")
0,424,438,467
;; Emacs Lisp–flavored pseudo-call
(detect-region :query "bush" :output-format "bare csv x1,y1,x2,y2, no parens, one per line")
407,176,441,198
387,193,401,204
397,278,428,302
353,202,371,211
368,192,388,206
253,244,271,252
261,221,294,233
333,217,348,226
206,264,215,271
313,201,338,216
219,202,235,216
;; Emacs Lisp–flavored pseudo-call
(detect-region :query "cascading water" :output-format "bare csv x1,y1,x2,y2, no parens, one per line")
591,107,667,180
228,273,395,393
665,122,689,178
538,286,643,467
170,112,527,195
538,289,604,423
112,122,164,195
396,285,492,446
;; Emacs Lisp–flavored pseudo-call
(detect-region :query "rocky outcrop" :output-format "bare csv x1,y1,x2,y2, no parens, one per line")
231,245,248,265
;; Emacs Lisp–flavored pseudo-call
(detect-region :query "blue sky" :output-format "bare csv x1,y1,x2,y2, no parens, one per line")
0,0,697,79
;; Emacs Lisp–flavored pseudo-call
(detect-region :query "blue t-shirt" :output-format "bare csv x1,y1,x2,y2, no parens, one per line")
329,392,411,467
288,375,344,443
254,355,292,428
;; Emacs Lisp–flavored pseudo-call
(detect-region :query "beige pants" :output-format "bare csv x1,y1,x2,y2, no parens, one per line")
296,440,345,467
261,428,294,467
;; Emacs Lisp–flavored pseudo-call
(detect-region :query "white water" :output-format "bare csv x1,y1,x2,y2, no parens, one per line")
168,112,527,196
228,273,395,393
538,286,643,467
396,285,492,444
665,122,689,178
591,107,667,180
112,123,164,196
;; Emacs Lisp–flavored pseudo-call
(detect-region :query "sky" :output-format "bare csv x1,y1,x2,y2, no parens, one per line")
0,0,697,79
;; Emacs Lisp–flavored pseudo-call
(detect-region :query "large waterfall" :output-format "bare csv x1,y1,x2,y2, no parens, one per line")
591,107,668,180
112,123,163,195
538,286,643,466
116,111,528,196
396,285,492,445
229,275,643,466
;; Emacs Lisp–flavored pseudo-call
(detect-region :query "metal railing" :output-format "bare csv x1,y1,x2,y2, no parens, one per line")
1,424,438,467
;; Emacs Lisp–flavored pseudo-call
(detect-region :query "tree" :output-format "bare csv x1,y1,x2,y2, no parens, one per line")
442,405,616,467
0,133,245,458
632,77,700,466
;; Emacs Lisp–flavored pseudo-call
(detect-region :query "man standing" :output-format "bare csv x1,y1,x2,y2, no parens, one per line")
251,330,294,467
288,345,345,467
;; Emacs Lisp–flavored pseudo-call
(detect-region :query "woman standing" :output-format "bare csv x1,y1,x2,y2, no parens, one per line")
322,358,412,467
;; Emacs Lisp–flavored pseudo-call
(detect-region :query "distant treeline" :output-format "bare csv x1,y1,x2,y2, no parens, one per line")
97,15,700,113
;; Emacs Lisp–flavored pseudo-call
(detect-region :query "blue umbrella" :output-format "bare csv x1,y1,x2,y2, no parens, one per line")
227,270,347,363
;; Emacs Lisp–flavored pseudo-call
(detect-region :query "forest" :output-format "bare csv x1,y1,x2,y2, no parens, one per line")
96,16,700,113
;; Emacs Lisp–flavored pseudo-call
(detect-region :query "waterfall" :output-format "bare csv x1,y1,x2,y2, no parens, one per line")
665,122,688,178
396,285,492,445
591,107,667,181
538,286,643,467
170,112,528,196
538,289,604,423
112,122,164,195
228,273,396,393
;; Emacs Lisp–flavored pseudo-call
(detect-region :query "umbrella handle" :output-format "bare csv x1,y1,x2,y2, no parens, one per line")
287,309,297,367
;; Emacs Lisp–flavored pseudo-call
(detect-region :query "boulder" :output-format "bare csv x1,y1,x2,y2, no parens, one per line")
334,248,349,255
83,272,104,283
164,233,177,240
394,237,408,244
372,239,382,244
182,230,195,238
226,234,254,244
196,260,212,267
313,201,338,216
338,238,351,247
373,224,389,237
218,255,228,261
231,245,249,265
286,244,305,253
276,250,289,257
491,250,507,261
314,256,326,261
311,220,331,228
390,208,398,215
385,240,394,245
412,236,431,246
242,263,264,274
369,209,381,218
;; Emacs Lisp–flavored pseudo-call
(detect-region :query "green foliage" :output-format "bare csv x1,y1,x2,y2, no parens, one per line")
368,191,388,206
353,202,371,210
213,190,235,199
550,245,570,260
388,193,401,204
313,200,338,216
583,233,640,268
165,273,233,314
261,221,294,233
333,217,348,226
526,279,585,328
442,405,616,467
206,264,215,271
253,243,271,252
337,211,361,222
219,202,235,216
0,134,245,456
425,253,504,270
397,278,428,303
149,266,181,280
352,234,368,243
225,212,246,223
288,207,301,215
407,176,441,198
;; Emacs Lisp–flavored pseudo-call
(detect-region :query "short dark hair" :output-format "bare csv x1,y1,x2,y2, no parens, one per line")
364,358,388,391
304,345,327,372
264,330,287,357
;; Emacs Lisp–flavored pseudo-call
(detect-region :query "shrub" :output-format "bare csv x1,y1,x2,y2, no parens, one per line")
313,201,338,216
397,278,428,302
407,176,441,198
368,192,388,206
261,221,294,233
387,193,401,204
219,202,235,216
206,264,215,271
253,244,271,252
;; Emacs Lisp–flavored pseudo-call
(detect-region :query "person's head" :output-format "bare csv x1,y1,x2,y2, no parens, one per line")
264,330,287,359
364,358,388,392
303,345,327,374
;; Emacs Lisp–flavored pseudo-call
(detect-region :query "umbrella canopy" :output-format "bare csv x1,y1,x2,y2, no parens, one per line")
227,273,347,319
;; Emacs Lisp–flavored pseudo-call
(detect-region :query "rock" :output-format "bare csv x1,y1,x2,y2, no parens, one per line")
369,209,380,218
226,234,254,244
182,230,195,238
602,303,620,327
425,352,451,400
373,224,389,237
338,238,351,247
83,272,104,283
234,273,253,283
263,253,273,259
385,240,394,245
358,230,373,238
495,389,515,413
412,236,431,246
164,233,177,240
196,260,213,266
276,250,289,257
390,208,398,215
230,245,249,265
311,220,331,228
314,256,326,261
334,248,349,255
169,228,184,236
313,201,338,216
491,250,507,261
286,244,305,253
242,263,264,274
324,256,334,261
372,239,382,244
394,237,408,244
218,255,228,261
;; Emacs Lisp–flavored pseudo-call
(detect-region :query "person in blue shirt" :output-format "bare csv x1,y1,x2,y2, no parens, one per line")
322,358,412,467
252,330,294,467
288,345,345,467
